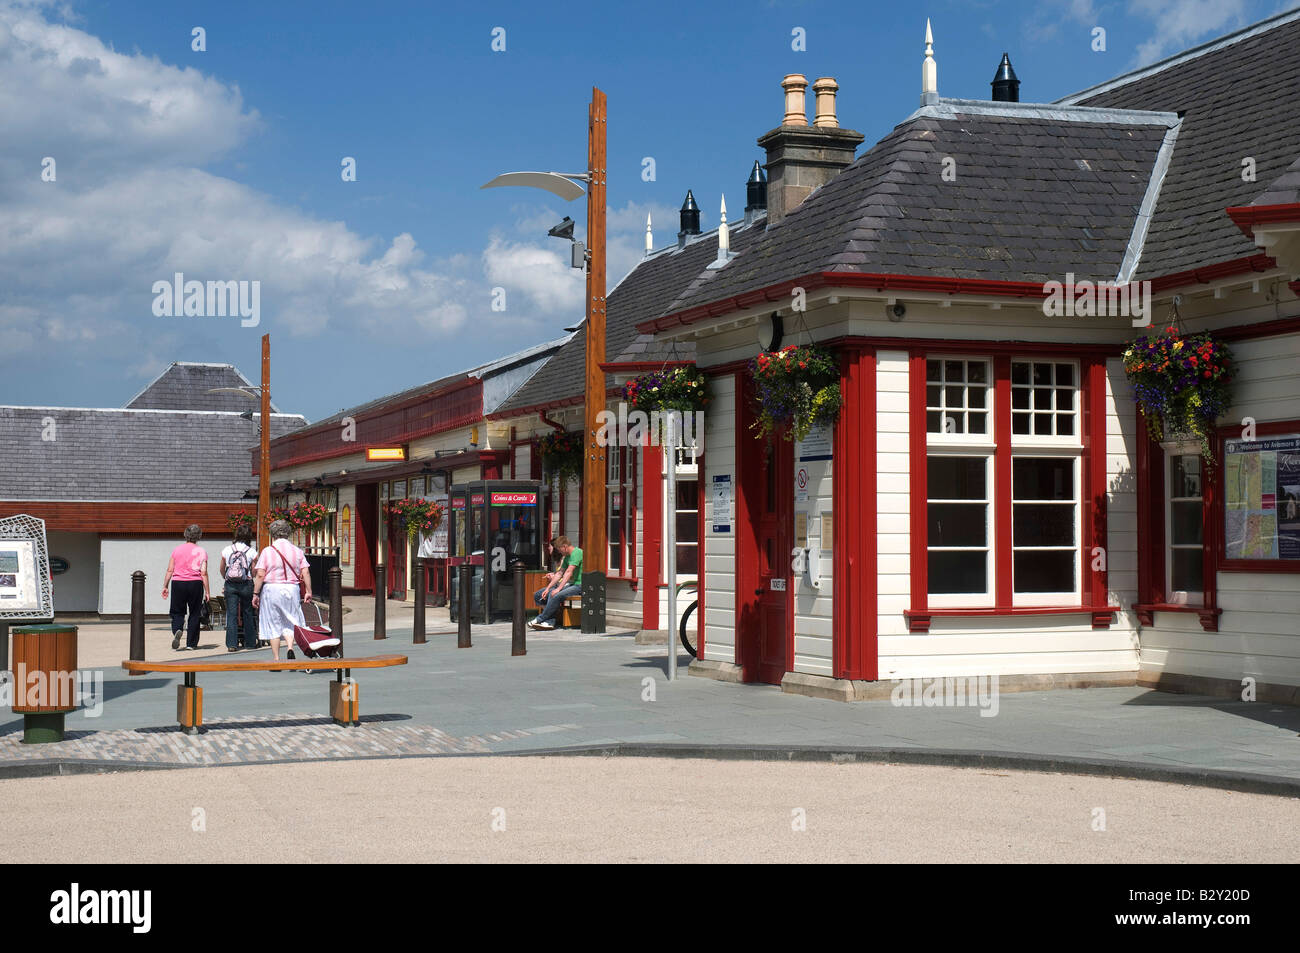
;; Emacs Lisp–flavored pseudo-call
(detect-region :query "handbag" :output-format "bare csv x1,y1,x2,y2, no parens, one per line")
199,599,211,626
270,542,305,601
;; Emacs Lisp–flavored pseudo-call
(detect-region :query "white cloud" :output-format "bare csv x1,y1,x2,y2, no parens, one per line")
1130,0,1250,65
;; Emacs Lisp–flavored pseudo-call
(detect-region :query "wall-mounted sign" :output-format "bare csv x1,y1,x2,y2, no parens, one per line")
451,497,466,510
797,425,833,462
491,492,537,506
50,556,70,575
340,504,352,566
367,447,407,462
0,515,53,619
1224,434,1300,560
711,474,732,534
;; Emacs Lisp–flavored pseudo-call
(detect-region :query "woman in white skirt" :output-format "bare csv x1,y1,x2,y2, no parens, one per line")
251,519,313,663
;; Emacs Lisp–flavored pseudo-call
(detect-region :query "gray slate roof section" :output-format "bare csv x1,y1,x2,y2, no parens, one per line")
0,407,306,502
666,111,1169,314
1063,14,1300,279
125,363,281,413
1251,154,1300,207
610,333,696,366
494,219,766,414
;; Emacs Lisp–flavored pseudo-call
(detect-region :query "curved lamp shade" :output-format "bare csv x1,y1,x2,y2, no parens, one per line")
480,171,586,202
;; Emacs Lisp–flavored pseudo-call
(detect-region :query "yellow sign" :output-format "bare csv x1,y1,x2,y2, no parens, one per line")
366,447,406,462
340,504,352,565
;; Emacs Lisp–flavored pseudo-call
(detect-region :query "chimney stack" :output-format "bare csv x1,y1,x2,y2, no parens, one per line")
745,160,767,225
991,53,1020,102
757,75,863,226
678,190,701,247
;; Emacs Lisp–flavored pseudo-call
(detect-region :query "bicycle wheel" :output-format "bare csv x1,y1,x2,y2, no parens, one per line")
679,600,699,657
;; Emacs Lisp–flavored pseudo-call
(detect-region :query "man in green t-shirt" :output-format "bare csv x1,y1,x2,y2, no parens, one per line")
530,536,583,630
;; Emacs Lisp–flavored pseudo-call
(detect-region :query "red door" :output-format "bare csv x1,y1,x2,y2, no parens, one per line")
738,379,793,685
388,513,407,599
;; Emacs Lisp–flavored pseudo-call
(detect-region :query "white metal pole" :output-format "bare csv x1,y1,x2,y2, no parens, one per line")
665,413,678,681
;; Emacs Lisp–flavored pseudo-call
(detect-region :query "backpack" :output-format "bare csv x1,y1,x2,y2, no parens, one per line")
226,544,253,580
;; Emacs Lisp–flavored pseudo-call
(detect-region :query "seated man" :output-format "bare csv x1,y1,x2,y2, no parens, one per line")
529,535,582,630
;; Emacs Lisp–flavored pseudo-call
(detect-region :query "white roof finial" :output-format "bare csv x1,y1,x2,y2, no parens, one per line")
921,18,938,106
645,213,653,255
719,195,730,255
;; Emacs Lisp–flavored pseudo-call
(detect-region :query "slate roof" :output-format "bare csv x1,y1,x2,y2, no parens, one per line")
0,407,306,502
492,218,766,415
125,363,281,413
1060,9,1300,279
1250,155,1300,207
660,106,1173,317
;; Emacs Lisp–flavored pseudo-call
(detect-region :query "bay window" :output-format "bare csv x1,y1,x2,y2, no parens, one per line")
1166,452,1203,604
607,445,637,578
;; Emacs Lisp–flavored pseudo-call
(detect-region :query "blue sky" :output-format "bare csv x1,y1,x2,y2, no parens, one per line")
0,0,1291,421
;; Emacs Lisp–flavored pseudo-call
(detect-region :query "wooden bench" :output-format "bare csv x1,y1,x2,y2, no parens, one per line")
524,571,581,627
120,654,408,734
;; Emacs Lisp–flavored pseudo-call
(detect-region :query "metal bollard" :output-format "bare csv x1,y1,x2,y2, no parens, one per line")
413,557,427,645
129,570,146,676
328,566,343,656
373,563,386,639
457,563,472,648
511,561,527,657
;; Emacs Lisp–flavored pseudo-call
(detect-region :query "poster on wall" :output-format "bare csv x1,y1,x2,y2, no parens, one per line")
1224,434,1300,560
797,424,833,462
340,504,352,565
711,474,732,534
0,514,54,619
418,497,450,558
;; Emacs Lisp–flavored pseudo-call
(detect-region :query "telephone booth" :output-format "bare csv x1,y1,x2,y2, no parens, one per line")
448,480,546,623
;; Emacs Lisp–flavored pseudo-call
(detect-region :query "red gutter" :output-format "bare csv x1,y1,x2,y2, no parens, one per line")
485,387,622,421
636,254,1284,335
1226,203,1300,237
538,411,567,432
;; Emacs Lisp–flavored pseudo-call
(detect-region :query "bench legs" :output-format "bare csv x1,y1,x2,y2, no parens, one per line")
177,672,202,735
330,671,359,727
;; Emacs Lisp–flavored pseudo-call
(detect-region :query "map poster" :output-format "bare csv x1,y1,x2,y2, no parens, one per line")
0,539,41,612
1224,434,1300,560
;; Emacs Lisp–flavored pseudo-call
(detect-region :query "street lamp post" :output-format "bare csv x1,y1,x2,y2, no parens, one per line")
206,333,272,550
481,86,608,632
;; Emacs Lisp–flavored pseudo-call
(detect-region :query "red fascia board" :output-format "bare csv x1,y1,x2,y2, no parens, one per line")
1226,203,1300,237
270,376,481,449
1147,253,1276,292
599,361,694,373
485,386,621,421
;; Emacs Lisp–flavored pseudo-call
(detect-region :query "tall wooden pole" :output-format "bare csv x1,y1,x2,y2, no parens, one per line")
259,333,271,550
582,87,607,574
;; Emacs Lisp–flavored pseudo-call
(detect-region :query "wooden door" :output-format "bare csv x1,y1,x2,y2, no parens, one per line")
388,514,407,599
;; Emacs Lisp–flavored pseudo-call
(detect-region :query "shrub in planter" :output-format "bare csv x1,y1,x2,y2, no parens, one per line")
388,497,445,542
539,430,584,484
1123,325,1232,464
264,505,292,528
621,366,709,444
226,510,257,536
748,345,841,441
289,501,330,531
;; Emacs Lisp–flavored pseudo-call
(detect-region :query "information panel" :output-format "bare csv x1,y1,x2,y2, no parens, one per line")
1223,434,1300,561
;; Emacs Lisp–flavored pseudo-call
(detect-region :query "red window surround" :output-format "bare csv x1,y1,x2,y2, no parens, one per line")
904,345,1117,633
832,345,878,680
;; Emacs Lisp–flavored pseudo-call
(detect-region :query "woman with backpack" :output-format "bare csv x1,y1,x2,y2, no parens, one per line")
251,519,313,665
219,525,260,653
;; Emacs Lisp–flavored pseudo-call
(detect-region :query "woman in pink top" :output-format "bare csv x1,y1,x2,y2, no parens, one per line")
252,519,313,663
162,524,210,650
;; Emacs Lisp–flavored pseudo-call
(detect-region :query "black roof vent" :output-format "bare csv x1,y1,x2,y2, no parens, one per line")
991,53,1020,102
745,161,768,213
678,190,701,242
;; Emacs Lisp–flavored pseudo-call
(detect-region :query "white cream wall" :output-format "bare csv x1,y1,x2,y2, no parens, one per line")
100,537,233,615
700,374,738,664
792,435,834,676
1140,325,1300,689
46,530,100,613
877,351,912,638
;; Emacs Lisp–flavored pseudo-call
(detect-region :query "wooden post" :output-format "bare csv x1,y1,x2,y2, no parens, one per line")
582,87,608,576
259,334,271,551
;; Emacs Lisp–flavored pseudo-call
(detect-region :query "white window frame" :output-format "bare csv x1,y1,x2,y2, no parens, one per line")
925,357,993,443
1165,446,1204,606
1010,358,1083,449
926,452,995,608
1010,451,1082,607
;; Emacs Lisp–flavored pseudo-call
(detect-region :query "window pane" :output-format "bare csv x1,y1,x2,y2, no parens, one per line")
1014,550,1075,592
945,385,965,407
967,362,987,384
1055,363,1074,387
1014,458,1074,500
929,457,986,499
968,412,987,434
1033,388,1052,410
1056,414,1075,436
927,411,943,433
1014,503,1075,546
1033,414,1053,435
944,360,964,382
1055,388,1074,411
1171,548,1203,592
1011,362,1029,385
926,360,941,382
1171,455,1202,498
1170,501,1203,545
1013,413,1031,434
929,551,986,594
968,387,986,409
675,512,697,539
927,385,942,407
1033,363,1051,386
676,544,698,575
928,503,987,547
676,481,698,510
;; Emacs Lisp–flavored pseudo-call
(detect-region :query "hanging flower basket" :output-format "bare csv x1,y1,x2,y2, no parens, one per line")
539,430,584,485
264,505,292,528
226,510,256,536
388,497,445,542
289,501,330,531
748,345,841,441
623,366,710,414
1123,324,1232,465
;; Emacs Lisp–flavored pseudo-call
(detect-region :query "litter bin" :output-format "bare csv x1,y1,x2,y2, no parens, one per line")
10,624,79,743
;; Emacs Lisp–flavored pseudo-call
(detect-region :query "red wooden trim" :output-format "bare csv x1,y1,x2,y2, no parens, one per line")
733,371,760,673
823,335,1121,358
1084,359,1109,618
479,450,508,480
697,436,707,660
1215,418,1300,574
993,355,1014,608
908,351,929,623
1133,602,1224,632
0,501,250,534
905,605,1119,628
1148,254,1275,293
599,361,694,372
641,444,662,631
1135,425,1154,608
1214,316,1300,342
487,394,584,421
1226,202,1300,236
833,346,877,680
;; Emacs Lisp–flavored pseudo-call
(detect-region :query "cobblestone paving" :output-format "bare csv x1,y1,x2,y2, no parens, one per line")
0,713,534,767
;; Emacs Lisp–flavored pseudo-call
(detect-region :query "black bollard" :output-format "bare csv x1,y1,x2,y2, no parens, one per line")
328,566,343,655
511,561,526,657
129,570,146,676
374,563,387,640
413,557,427,645
457,563,472,648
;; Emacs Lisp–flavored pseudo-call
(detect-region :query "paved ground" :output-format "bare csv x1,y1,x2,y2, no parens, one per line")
2,757,1294,863
4,597,1300,791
